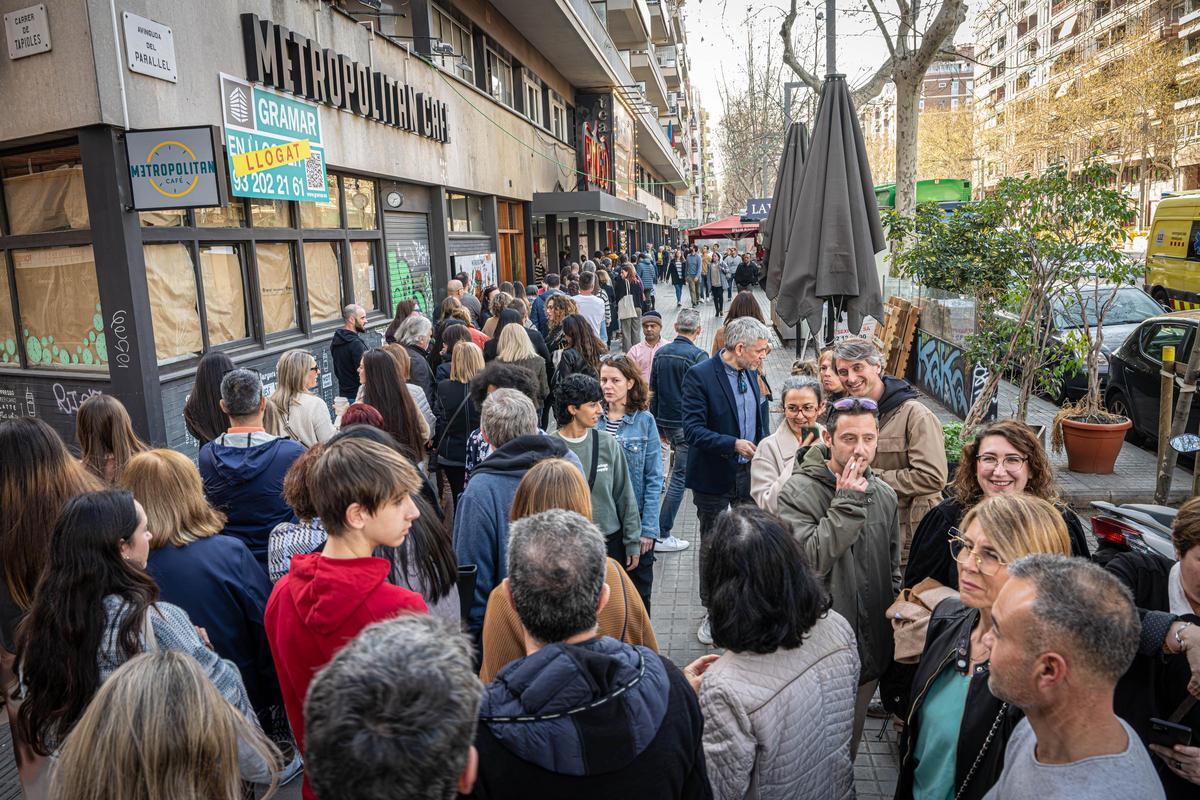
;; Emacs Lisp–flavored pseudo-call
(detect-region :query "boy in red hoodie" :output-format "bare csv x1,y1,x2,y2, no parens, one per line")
265,437,427,799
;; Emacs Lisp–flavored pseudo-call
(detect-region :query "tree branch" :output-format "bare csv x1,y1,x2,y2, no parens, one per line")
780,0,823,93
914,0,968,69
852,58,896,108
865,0,897,59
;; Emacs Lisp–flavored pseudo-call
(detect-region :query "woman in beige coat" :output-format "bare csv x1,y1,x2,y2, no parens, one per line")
750,376,825,512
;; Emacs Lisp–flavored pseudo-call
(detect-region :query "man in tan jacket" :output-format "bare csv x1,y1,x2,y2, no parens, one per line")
832,337,947,565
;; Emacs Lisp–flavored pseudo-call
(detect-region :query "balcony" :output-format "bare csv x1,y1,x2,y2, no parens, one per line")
660,53,681,89
647,0,671,44
630,50,669,112
603,0,652,48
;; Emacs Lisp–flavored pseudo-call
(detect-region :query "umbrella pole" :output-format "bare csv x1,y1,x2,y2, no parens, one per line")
826,0,837,74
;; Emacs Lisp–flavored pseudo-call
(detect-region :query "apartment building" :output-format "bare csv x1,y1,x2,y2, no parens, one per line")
858,48,976,146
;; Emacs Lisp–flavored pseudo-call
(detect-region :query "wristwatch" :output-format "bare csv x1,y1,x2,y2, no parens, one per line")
1176,620,1193,651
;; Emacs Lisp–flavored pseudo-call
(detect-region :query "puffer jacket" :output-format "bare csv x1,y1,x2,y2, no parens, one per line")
872,377,948,555
775,443,901,683
700,612,858,800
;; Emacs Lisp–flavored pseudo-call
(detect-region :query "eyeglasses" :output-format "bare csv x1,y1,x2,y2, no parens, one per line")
309,366,320,374
601,354,632,365
977,454,1028,470
831,397,878,412
784,403,819,415
949,529,1008,576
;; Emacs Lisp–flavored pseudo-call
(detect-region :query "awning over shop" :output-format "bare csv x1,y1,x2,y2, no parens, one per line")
686,214,760,240
532,190,649,221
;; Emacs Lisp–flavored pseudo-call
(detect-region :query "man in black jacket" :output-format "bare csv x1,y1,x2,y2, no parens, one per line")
330,304,368,401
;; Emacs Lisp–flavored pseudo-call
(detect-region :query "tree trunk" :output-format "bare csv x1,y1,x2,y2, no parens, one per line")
893,69,922,219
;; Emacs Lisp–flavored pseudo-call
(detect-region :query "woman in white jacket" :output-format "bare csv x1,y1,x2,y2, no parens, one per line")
270,350,335,447
750,376,824,512
683,506,858,800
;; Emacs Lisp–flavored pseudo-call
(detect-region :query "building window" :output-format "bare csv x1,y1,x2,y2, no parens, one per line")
485,45,513,107
0,257,15,366
497,201,525,284
300,174,342,228
12,245,105,369
143,243,202,364
255,243,299,335
141,209,184,228
524,72,544,127
343,177,377,230
304,242,343,324
446,192,484,233
550,93,567,140
432,3,474,82
350,241,378,312
250,198,291,228
196,202,247,228
199,244,249,346
1,146,89,235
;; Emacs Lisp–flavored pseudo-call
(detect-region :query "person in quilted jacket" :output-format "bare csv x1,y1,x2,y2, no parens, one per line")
683,505,858,800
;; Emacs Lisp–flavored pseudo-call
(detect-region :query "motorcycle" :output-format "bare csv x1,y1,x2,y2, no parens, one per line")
1088,432,1199,564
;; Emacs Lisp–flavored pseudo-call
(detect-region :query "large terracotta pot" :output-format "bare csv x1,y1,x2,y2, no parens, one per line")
1060,416,1131,474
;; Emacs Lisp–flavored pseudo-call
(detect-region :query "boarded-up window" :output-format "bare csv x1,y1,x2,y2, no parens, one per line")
350,241,377,312
304,242,342,323
0,257,16,366
344,177,377,230
143,243,202,362
11,246,106,370
3,165,89,235
257,243,298,334
199,244,248,345
196,203,247,228
300,175,341,228
251,198,291,228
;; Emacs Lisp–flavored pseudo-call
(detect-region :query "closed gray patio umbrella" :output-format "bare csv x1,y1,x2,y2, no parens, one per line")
767,74,885,343
760,121,808,290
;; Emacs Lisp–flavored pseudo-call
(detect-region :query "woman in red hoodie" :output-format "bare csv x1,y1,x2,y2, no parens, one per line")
265,436,427,799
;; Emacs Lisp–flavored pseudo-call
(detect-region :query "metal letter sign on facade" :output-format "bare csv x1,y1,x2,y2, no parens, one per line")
4,4,50,60
241,14,450,145
122,12,177,83
125,126,228,210
220,73,329,203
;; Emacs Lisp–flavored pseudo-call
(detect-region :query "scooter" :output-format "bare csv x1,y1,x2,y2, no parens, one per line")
1088,433,1199,563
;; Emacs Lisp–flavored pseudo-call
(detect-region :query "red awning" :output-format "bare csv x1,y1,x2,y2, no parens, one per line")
686,215,760,239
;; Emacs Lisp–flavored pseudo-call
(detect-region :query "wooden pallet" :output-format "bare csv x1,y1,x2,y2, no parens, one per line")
875,297,919,376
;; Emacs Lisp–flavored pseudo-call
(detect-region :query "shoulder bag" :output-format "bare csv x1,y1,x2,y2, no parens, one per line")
886,578,959,663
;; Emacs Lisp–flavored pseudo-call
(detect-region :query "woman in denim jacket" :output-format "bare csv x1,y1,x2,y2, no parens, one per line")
597,354,663,612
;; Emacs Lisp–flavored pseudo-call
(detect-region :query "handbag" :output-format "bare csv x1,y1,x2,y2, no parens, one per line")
886,578,959,664
618,292,639,320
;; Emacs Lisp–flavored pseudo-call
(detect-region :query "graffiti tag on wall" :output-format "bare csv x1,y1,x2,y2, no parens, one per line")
915,331,998,421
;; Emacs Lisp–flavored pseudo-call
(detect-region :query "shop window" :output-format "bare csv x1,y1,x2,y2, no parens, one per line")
485,46,513,107
199,244,248,345
256,243,299,334
350,241,377,312
344,177,377,230
447,192,484,233
1,146,89,235
0,257,16,366
143,243,203,363
250,198,291,228
140,210,185,227
12,245,106,370
196,202,247,228
304,242,343,324
300,174,342,228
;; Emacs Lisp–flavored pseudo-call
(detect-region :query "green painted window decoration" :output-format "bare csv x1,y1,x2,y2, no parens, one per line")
12,246,106,372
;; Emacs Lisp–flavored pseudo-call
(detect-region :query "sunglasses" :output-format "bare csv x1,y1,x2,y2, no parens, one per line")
831,397,878,411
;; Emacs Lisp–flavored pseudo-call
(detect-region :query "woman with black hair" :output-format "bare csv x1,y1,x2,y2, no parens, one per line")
14,490,278,788
550,313,605,393
183,352,235,445
434,322,473,381
358,348,427,466
682,505,858,800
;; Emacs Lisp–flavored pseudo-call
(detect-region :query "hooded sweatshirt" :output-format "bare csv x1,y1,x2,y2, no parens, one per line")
199,432,305,569
454,434,580,634
265,552,427,800
330,327,368,400
471,637,712,799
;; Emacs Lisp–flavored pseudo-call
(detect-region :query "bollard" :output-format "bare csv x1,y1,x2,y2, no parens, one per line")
1155,346,1176,504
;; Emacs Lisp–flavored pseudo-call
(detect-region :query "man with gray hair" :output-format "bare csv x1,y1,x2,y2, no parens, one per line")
396,314,437,407
683,314,771,644
305,614,483,800
833,335,946,565
472,510,712,798
650,307,707,553
331,303,369,401
982,555,1163,799
199,368,305,571
453,389,579,636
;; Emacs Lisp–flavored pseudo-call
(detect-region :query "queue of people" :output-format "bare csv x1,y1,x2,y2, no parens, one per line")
0,275,1197,800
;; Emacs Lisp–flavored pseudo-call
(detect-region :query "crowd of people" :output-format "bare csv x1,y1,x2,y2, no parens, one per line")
0,248,1198,800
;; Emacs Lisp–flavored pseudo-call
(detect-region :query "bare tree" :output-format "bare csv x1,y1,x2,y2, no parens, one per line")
781,0,968,216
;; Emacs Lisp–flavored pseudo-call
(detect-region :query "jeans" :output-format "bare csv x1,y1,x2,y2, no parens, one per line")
700,273,710,299
658,426,689,539
712,286,725,317
694,461,752,607
673,284,683,304
686,276,700,306
606,532,655,615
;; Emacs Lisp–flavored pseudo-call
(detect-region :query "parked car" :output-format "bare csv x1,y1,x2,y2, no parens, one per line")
1048,285,1166,401
1104,309,1200,444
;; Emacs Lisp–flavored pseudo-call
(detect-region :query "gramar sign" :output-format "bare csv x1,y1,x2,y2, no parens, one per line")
242,13,449,144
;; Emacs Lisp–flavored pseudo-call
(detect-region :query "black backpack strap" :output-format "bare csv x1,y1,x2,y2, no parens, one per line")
587,431,599,490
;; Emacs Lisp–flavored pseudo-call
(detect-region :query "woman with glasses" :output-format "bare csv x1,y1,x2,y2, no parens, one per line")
269,350,335,447
903,419,1089,591
751,376,825,513
895,493,1072,800
597,355,662,612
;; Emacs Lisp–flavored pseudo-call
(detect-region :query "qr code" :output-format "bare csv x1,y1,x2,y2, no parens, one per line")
305,151,325,191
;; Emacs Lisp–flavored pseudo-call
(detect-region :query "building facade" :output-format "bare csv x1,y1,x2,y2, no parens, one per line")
0,0,695,450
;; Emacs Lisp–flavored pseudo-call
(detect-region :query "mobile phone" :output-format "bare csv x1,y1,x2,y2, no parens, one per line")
1149,717,1193,749
800,425,821,441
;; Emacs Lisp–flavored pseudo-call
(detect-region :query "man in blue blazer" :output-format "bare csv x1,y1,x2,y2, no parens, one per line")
682,316,772,644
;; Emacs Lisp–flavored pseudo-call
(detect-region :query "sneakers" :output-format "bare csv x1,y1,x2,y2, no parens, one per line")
697,615,713,646
656,534,690,552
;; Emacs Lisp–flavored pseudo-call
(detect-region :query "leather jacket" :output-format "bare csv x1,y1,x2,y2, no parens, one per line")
895,598,1024,800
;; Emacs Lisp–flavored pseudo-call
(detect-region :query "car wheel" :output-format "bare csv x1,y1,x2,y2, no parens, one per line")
1151,286,1171,310
1105,389,1143,446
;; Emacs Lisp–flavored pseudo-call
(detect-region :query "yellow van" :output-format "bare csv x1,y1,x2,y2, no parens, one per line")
1146,193,1200,310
